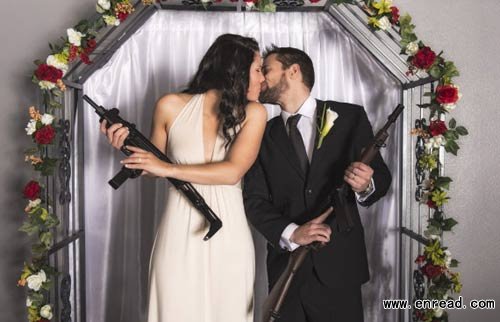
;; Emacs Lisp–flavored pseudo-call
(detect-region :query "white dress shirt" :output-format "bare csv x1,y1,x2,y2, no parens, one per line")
279,95,375,251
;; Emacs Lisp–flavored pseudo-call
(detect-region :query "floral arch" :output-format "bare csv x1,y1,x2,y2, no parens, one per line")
19,1,467,322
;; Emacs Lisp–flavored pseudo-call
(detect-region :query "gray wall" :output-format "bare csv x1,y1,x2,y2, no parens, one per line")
1,0,498,321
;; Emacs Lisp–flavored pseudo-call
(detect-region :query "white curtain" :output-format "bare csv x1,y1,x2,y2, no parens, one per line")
83,10,401,322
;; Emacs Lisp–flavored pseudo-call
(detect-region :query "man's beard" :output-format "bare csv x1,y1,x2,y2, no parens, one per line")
259,74,288,104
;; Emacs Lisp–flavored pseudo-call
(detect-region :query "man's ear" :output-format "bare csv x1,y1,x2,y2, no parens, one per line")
287,63,301,80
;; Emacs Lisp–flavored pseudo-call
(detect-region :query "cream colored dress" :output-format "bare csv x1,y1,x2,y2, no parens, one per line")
147,94,255,322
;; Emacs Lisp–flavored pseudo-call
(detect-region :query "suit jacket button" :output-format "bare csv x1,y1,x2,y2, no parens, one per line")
306,189,313,194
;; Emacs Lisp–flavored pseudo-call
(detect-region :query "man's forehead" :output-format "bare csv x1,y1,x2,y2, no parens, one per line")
264,54,281,67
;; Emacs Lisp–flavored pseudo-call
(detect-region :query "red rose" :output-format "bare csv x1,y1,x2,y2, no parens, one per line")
38,319,50,322
429,120,448,136
80,52,92,65
415,255,426,264
34,64,63,83
435,84,459,105
117,12,129,22
412,46,436,70
69,45,80,62
84,39,97,55
23,181,41,200
422,263,442,279
390,6,400,24
34,125,56,145
427,199,436,209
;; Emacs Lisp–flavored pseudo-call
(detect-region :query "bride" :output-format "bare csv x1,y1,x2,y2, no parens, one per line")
101,33,266,322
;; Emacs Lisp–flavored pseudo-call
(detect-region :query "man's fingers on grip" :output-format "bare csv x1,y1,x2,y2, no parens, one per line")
311,207,333,224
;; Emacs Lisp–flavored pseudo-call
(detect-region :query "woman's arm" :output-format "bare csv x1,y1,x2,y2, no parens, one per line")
123,102,268,185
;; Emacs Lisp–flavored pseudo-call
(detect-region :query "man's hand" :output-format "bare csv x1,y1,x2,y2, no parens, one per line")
290,207,334,246
344,162,373,193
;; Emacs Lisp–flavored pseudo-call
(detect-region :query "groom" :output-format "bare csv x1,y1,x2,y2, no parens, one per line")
243,46,392,322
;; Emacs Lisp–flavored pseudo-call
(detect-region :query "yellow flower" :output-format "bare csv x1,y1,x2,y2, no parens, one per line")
424,239,445,266
368,17,380,28
431,190,449,207
372,0,393,15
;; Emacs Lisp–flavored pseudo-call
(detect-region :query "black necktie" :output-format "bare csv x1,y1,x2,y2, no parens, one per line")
286,114,309,174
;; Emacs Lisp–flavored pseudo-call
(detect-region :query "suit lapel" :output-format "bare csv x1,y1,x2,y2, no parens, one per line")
309,100,332,173
269,118,306,181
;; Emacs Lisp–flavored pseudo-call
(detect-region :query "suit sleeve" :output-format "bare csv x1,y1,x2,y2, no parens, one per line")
352,106,392,207
243,157,291,251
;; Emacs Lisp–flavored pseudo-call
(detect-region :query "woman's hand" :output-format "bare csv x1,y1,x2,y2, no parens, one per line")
100,120,129,150
120,146,173,178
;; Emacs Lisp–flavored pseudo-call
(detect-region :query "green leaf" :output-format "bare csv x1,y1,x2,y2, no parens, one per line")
443,61,460,79
450,259,459,268
52,88,64,97
449,118,456,129
456,126,469,136
429,66,442,79
33,59,43,66
444,139,460,155
32,243,48,255
442,218,458,231
40,231,53,248
19,221,39,235
435,177,453,190
444,130,459,141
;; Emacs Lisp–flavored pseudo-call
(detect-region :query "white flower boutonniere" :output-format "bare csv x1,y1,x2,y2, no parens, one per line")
317,104,338,149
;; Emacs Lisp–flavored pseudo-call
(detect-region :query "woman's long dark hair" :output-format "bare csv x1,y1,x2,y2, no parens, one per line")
184,34,259,147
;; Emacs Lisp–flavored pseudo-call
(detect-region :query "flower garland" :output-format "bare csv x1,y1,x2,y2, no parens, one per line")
19,1,153,321
18,1,467,322
357,1,467,321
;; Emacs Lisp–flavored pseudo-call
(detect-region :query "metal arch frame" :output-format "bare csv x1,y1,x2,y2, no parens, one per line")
48,1,436,321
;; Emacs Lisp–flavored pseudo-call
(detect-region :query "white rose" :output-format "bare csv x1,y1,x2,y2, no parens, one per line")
428,234,441,241
444,250,452,268
46,55,68,76
28,198,42,209
41,113,55,125
40,304,53,320
201,0,212,2
103,15,120,26
434,307,443,318
405,41,419,56
97,0,111,11
26,297,32,307
26,270,47,291
245,2,255,10
443,103,456,112
425,135,446,151
25,119,37,136
67,28,84,47
378,16,392,31
39,80,56,90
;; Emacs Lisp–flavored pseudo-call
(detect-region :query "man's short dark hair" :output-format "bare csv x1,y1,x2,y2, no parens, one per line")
263,45,315,90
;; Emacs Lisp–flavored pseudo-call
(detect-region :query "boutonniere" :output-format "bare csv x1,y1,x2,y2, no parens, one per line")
316,104,338,149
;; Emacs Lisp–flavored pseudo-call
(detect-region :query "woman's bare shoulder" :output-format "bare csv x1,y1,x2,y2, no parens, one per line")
244,101,268,123
156,93,194,112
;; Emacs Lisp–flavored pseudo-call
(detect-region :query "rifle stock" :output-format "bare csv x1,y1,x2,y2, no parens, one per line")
262,104,404,321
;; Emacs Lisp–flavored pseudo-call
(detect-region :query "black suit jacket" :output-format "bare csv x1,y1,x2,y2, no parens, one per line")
243,99,392,290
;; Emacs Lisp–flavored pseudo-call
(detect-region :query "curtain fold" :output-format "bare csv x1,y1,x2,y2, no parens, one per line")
83,10,401,322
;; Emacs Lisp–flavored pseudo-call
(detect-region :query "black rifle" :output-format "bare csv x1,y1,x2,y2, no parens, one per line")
84,95,222,241
263,104,404,322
